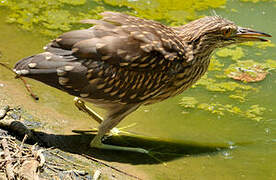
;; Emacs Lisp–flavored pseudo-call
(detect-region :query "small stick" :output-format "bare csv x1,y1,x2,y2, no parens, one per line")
15,134,28,163
0,62,39,101
0,157,35,163
1,138,15,180
44,163,59,173
19,134,28,150
82,154,142,180
50,151,86,168
18,76,39,101
0,136,15,140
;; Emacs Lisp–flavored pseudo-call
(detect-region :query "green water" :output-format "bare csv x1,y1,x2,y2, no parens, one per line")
0,0,276,179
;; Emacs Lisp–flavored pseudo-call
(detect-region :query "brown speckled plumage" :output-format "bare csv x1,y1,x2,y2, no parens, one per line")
14,12,271,153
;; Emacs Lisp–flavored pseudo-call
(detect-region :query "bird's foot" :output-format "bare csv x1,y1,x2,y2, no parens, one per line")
109,127,120,136
72,123,136,136
77,127,122,136
90,138,148,154
73,123,137,136
109,123,137,136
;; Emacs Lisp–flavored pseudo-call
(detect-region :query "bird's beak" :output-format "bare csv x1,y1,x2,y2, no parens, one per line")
236,27,272,42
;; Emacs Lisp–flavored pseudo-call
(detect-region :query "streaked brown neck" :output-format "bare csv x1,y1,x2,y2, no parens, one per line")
174,25,217,65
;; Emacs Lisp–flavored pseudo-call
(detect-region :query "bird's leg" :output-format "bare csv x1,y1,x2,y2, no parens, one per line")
74,97,103,124
74,97,119,135
73,97,132,136
90,104,149,153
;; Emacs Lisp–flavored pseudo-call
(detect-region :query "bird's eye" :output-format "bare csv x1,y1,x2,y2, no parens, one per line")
223,28,232,38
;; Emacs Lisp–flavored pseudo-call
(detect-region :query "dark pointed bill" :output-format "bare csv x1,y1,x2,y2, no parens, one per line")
236,27,272,42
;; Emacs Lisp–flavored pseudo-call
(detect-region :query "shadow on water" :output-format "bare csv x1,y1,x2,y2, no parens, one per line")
26,129,228,165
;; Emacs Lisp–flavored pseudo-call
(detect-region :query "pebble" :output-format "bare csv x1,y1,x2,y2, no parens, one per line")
0,105,9,119
93,170,101,180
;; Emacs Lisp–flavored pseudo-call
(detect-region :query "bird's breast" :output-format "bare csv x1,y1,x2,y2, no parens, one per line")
144,56,210,104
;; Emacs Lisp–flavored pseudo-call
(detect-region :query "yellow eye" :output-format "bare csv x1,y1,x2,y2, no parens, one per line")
223,28,232,38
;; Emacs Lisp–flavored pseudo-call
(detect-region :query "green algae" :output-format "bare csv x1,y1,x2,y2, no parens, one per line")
228,92,248,102
216,47,245,61
0,0,104,37
208,57,224,71
256,41,275,49
197,103,241,116
186,41,275,121
0,0,226,37
100,0,226,25
195,75,254,92
186,53,275,120
58,0,87,5
241,41,275,49
240,0,276,3
265,59,276,69
179,97,198,108
245,105,266,121
182,52,275,121
180,97,266,121
198,103,266,121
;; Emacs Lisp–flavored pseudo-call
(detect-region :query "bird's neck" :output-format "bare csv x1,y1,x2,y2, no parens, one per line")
173,26,217,65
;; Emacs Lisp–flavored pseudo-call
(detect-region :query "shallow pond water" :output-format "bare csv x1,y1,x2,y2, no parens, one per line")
0,0,275,179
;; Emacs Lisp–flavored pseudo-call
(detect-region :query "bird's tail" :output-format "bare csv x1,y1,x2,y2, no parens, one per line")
14,52,88,95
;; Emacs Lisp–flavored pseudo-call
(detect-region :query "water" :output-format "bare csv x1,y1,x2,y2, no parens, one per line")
0,0,275,179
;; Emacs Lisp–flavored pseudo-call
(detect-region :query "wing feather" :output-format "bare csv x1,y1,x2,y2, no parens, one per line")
48,12,189,71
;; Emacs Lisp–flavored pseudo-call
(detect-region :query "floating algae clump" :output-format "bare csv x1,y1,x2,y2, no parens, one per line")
241,41,275,49
225,59,275,82
194,75,254,92
208,57,224,71
216,47,245,61
0,0,227,37
100,0,226,25
240,0,276,3
265,59,276,69
0,0,104,37
179,97,198,108
180,98,267,121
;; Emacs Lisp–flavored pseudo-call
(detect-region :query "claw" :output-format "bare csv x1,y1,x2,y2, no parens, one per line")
109,127,120,136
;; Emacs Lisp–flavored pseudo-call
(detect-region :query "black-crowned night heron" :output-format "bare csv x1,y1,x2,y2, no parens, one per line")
14,12,271,153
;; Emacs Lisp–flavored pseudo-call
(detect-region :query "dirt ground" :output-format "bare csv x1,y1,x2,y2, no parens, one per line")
0,79,142,180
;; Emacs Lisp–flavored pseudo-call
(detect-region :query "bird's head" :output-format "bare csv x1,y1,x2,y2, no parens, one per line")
177,16,271,49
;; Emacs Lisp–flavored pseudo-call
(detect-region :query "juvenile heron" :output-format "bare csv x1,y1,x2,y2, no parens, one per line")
14,12,271,153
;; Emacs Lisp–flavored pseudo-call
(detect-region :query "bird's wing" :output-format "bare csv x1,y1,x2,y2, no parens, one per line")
15,12,192,104
47,11,191,71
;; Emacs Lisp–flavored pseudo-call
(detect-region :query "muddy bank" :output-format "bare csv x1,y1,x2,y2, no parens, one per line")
0,80,143,180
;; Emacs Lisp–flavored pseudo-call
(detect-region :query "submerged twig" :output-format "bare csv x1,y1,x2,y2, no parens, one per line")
0,62,39,101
